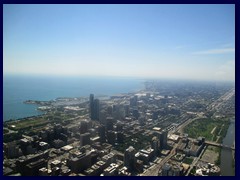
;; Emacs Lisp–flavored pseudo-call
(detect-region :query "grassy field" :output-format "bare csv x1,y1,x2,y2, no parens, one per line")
7,117,49,130
183,117,230,142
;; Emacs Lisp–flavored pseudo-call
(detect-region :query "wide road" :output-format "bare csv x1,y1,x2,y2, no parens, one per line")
176,88,235,135
208,88,235,111
175,116,201,134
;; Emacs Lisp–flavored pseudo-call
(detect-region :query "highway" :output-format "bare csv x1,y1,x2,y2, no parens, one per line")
208,88,235,111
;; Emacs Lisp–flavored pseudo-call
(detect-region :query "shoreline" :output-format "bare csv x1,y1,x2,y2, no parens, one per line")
3,92,139,123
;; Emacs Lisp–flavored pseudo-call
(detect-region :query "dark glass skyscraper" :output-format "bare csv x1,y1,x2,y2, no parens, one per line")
93,99,99,121
160,130,168,149
89,94,94,120
89,94,100,121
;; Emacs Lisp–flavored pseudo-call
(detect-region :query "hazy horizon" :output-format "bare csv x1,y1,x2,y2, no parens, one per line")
3,4,235,82
3,73,235,84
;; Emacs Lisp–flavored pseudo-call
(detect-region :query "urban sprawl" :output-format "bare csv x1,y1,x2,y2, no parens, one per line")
3,81,235,176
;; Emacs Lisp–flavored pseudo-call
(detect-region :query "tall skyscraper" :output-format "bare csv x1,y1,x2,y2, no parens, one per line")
89,94,100,121
89,94,94,120
93,99,100,121
151,136,160,156
124,146,136,171
106,117,113,131
97,125,106,143
80,120,89,134
160,130,168,149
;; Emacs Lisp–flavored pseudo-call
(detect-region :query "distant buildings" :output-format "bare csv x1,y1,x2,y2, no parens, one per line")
130,96,138,107
4,82,233,176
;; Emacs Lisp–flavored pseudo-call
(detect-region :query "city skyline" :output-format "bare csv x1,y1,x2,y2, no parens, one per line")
3,4,235,81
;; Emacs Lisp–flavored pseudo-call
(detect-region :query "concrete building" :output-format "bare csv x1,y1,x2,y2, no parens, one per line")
5,142,22,158
97,125,106,143
80,133,91,147
135,152,149,164
124,146,136,171
80,120,89,134
19,138,31,155
25,159,48,176
140,148,154,161
67,152,92,173
102,152,116,167
151,136,160,156
106,130,116,145
103,163,119,176
161,161,184,176
16,151,49,176
106,117,114,131
99,110,107,125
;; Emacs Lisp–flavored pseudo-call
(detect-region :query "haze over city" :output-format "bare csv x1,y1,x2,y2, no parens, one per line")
3,4,235,81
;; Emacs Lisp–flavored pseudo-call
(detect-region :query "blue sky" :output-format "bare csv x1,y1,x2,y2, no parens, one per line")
3,4,235,81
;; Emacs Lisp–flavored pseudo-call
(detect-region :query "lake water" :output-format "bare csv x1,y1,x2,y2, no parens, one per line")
3,75,145,121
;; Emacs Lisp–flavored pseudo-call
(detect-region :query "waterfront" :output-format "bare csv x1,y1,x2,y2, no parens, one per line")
220,118,235,176
3,75,144,121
